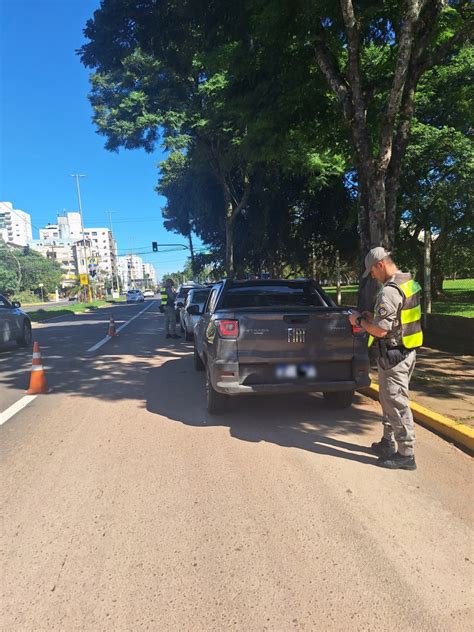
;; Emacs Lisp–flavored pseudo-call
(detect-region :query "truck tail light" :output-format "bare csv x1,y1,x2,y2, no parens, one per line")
217,319,239,338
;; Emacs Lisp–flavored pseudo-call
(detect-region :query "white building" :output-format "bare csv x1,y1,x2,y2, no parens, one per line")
29,238,79,288
39,212,84,242
83,227,118,282
0,201,33,246
142,263,157,288
117,254,144,289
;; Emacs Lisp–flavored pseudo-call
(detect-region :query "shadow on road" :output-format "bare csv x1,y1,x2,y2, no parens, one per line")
145,350,381,467
0,311,381,465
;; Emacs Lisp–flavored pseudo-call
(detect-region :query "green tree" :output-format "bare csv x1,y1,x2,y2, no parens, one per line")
19,250,63,294
0,242,21,296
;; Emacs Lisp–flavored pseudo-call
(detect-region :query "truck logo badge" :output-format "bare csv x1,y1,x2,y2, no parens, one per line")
287,327,305,343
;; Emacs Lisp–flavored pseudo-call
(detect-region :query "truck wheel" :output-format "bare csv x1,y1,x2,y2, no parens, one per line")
323,390,354,409
17,322,32,348
194,345,205,371
206,367,227,414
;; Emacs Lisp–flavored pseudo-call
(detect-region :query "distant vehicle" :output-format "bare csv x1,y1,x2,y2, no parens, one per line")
0,294,32,348
68,296,79,302
143,289,155,298
193,279,370,414
126,289,145,303
180,287,211,341
175,282,205,321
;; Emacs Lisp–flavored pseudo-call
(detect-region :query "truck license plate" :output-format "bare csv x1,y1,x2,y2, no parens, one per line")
276,364,317,380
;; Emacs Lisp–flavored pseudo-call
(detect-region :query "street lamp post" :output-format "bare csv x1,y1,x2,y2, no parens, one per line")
70,174,92,301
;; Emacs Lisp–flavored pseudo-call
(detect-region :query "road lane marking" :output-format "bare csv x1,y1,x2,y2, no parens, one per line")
0,395,37,426
87,301,157,352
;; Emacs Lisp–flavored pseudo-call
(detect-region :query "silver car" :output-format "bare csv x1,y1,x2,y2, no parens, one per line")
179,287,211,341
126,289,145,303
0,294,32,347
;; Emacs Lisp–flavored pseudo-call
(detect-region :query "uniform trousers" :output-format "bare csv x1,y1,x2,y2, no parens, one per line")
377,351,416,456
163,305,177,335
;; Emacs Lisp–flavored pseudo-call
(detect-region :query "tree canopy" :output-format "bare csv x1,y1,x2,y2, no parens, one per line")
80,0,473,302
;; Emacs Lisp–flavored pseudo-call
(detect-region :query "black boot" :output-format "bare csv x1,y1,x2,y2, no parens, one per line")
378,452,417,470
371,437,396,458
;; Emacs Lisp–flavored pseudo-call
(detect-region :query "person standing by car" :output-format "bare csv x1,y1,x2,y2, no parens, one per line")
163,278,180,339
349,248,423,470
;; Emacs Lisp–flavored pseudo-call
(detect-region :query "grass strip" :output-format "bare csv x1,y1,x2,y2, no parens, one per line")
28,299,122,322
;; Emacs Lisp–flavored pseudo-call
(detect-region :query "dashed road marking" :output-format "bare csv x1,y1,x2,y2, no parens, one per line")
0,395,38,426
86,301,157,353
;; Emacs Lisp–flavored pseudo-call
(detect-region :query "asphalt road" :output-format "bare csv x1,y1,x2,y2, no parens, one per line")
1,302,472,631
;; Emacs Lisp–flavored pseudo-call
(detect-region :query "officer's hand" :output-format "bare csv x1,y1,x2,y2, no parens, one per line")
349,311,360,326
362,310,373,321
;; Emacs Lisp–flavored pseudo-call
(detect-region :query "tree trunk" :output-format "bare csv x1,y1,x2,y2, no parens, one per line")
225,208,235,280
187,231,195,271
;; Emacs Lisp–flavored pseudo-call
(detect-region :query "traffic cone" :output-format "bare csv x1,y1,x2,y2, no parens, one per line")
26,342,51,394
108,314,118,337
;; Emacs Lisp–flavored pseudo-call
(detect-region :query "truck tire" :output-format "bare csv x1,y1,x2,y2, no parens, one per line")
206,366,227,414
17,321,32,348
194,345,205,371
323,390,354,409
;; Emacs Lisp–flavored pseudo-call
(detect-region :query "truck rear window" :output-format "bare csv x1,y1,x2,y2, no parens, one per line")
221,284,330,308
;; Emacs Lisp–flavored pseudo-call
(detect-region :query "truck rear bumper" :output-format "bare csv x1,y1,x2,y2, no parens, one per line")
214,378,370,395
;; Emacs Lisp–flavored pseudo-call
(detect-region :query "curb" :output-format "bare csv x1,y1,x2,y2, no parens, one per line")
362,383,474,453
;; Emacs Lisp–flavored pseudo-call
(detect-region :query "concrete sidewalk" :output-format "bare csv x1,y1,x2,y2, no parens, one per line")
370,346,474,429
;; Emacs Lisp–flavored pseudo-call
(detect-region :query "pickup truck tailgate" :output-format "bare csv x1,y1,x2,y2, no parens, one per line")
234,309,354,382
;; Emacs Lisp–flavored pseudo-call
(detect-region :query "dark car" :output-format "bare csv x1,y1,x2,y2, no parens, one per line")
0,294,32,347
193,279,370,413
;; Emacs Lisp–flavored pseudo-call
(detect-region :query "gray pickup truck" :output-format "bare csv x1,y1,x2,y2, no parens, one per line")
192,279,370,413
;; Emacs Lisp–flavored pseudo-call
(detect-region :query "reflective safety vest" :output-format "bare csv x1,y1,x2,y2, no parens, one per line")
160,288,174,306
368,275,423,350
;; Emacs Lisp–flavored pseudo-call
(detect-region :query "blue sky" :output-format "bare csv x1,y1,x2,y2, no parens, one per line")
0,0,199,278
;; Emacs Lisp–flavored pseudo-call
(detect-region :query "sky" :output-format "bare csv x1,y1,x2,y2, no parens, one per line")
0,0,200,278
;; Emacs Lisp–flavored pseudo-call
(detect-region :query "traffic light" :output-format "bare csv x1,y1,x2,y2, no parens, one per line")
152,241,158,252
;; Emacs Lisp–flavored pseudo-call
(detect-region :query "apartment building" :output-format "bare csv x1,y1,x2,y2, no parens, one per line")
117,254,144,289
29,238,79,287
39,212,84,241
0,201,33,246
142,263,158,288
83,227,118,281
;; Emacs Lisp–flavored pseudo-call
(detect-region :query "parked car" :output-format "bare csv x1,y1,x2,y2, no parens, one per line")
180,287,211,341
143,289,155,298
0,294,32,348
175,282,205,321
126,289,145,303
193,279,370,414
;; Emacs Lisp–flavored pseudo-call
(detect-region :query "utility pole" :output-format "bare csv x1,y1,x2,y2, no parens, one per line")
70,174,91,301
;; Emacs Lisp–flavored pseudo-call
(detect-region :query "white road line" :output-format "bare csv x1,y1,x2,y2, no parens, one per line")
0,395,37,426
86,301,157,353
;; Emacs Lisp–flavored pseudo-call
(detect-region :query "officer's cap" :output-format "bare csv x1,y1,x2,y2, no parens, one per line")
362,247,391,278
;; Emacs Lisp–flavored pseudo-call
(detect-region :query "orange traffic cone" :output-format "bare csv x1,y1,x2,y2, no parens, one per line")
26,342,51,394
108,314,118,337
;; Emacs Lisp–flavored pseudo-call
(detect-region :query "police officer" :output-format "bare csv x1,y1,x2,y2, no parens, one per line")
162,278,181,339
349,247,423,470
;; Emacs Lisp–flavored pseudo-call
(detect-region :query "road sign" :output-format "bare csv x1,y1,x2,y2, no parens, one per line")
88,256,99,266
79,274,89,286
